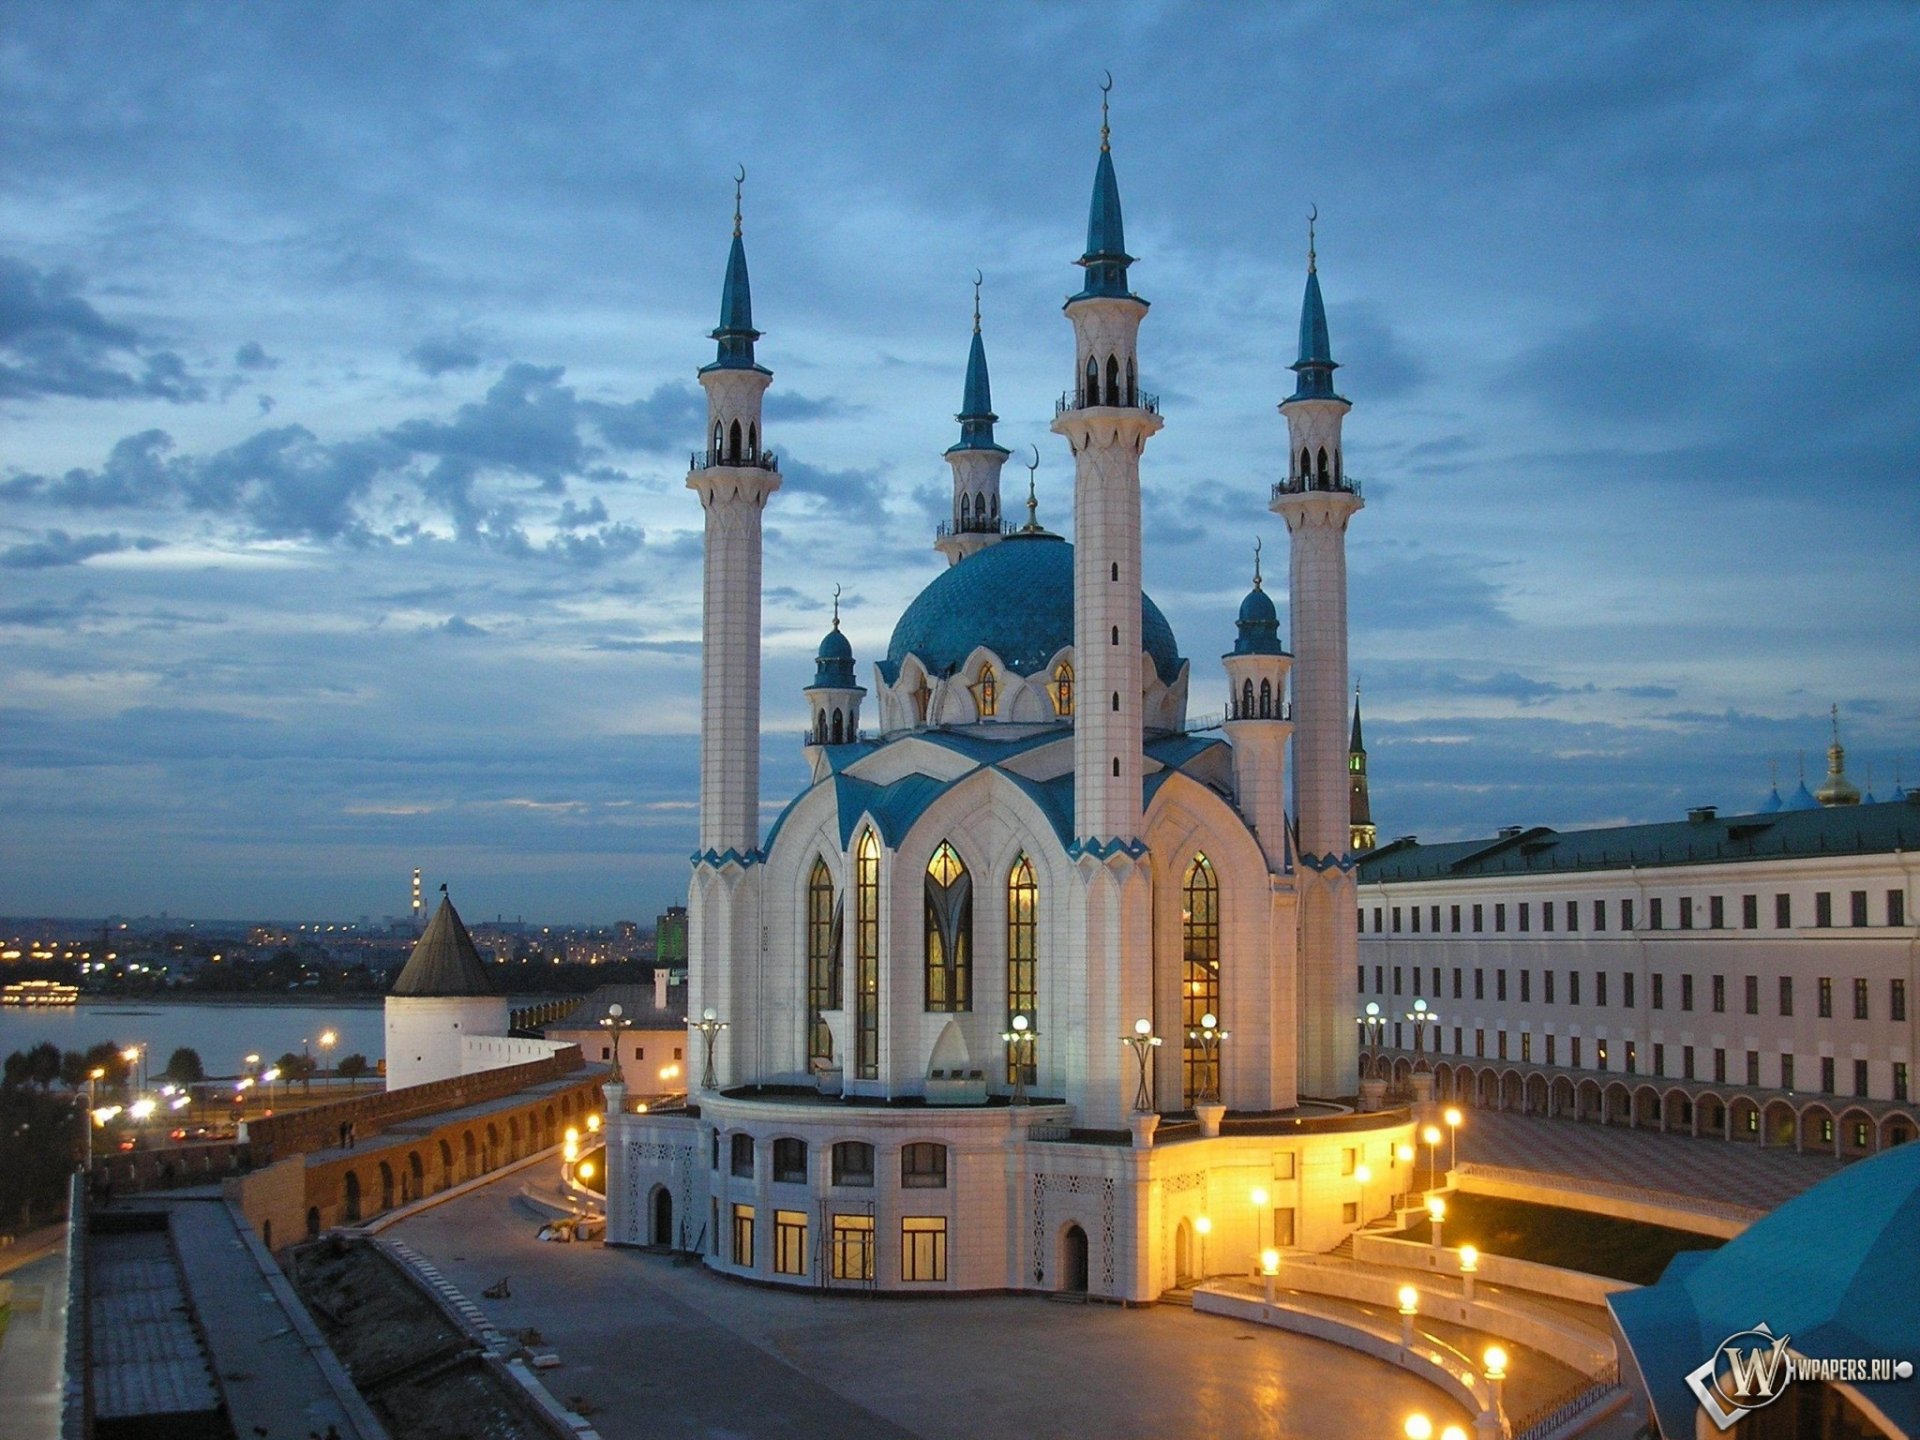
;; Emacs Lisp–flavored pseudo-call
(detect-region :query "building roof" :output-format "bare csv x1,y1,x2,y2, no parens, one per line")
882,531,1185,684
1609,1138,1920,1440
390,894,496,997
1287,265,1345,403
947,325,1007,455
552,982,685,1032
1357,796,1920,883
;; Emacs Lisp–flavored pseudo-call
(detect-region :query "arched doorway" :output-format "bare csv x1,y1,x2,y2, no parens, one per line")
343,1170,362,1223
379,1160,395,1212
306,1206,320,1239
1173,1218,1194,1285
408,1150,424,1201
652,1186,673,1247
1060,1224,1089,1294
438,1138,453,1191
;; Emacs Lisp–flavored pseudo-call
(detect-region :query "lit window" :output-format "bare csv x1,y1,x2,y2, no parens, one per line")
1181,855,1221,1106
925,842,973,1012
773,1210,807,1275
974,662,997,718
901,1217,948,1281
831,1213,874,1280
1006,856,1038,1085
1050,662,1074,717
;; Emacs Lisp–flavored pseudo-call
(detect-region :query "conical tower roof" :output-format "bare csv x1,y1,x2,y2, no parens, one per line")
392,892,496,997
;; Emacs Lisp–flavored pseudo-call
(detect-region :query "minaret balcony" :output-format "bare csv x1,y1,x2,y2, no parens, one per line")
935,518,1014,539
1055,388,1160,417
691,448,780,473
1271,473,1362,502
1225,698,1294,723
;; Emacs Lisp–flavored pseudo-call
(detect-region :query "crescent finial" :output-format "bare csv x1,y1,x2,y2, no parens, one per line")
1253,535,1263,588
831,582,841,628
732,165,746,237
1100,71,1113,151
1307,203,1318,272
1024,446,1041,530
972,270,983,333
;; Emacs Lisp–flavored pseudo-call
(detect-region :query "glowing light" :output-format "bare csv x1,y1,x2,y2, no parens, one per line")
1459,1245,1478,1272
1194,1215,1212,1236
1426,1196,1446,1221
586,1113,601,1133
1483,1345,1508,1379
129,1098,156,1120
1133,1017,1153,1037
1354,1163,1371,1183
1396,1142,1414,1164
1444,1107,1463,1128
1397,1284,1418,1313
1250,1186,1268,1208
1404,1417,1433,1440
122,1046,140,1063
576,1161,595,1181
1422,1125,1441,1146
1259,1248,1280,1275
1441,1428,1469,1440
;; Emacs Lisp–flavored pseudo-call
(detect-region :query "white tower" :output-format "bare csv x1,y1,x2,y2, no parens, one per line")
935,276,1011,567
1271,217,1363,1098
687,175,779,1083
1222,543,1294,873
384,888,508,1090
1050,91,1163,1127
802,589,865,764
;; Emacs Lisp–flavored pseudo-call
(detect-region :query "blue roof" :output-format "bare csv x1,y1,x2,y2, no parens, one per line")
882,532,1184,684
1609,1140,1920,1440
947,328,1007,455
1287,267,1344,403
1231,584,1287,656
1071,147,1138,303
1784,780,1820,811
812,624,855,687
702,232,766,374
1758,784,1784,813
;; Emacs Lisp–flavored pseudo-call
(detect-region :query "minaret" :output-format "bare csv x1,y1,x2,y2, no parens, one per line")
1271,211,1363,1098
1222,540,1294,872
936,274,1011,566
803,587,865,762
1051,81,1163,1131
688,171,780,860
1349,685,1376,852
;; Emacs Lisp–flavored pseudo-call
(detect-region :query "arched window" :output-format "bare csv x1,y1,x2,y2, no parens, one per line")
831,708,844,745
1300,447,1311,481
1051,662,1074,717
1259,678,1272,717
1126,357,1136,407
806,859,841,1067
1111,562,1119,582
1182,855,1221,1106
975,492,986,525
1241,679,1254,718
924,841,972,1012
990,493,999,520
960,492,971,526
748,422,758,457
727,419,742,462
1106,354,1121,406
1111,624,1119,646
1110,691,1119,712
1316,446,1329,485
855,832,879,1079
1112,756,1120,777
975,662,997,718
1084,355,1098,406
1006,856,1038,1086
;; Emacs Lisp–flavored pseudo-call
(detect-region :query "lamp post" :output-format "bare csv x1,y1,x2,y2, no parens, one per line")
1482,1345,1509,1436
601,1001,635,1103
1444,1106,1463,1174
1354,1162,1372,1224
1193,1215,1211,1280
1405,998,1437,1061
1187,1012,1226,1106
1122,1018,1162,1113
1426,1195,1446,1249
1397,1283,1419,1350
1458,1244,1478,1302
1395,1142,1414,1206
1250,1184,1269,1258
999,1013,1036,1106
690,1007,728,1092
1259,1247,1280,1307
1422,1124,1443,1192
318,1029,338,1089
1357,1001,1383,1075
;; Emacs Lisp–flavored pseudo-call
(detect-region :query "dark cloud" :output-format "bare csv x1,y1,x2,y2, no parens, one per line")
545,521,644,569
589,381,705,453
780,457,887,512
185,426,392,541
1504,315,1719,422
0,528,161,570
233,341,279,371
0,256,205,403
1616,684,1678,700
407,332,482,376
556,496,608,529
763,391,854,423
1351,552,1513,630
1337,302,1426,401
0,594,97,628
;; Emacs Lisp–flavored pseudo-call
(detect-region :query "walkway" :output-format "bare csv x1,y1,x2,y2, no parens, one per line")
0,1246,68,1440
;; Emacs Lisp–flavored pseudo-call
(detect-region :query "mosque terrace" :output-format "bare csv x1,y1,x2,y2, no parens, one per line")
689,446,779,472
1057,385,1160,415
1273,472,1364,501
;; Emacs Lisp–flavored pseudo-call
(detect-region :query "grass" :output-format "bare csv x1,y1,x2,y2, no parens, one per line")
1399,1191,1722,1286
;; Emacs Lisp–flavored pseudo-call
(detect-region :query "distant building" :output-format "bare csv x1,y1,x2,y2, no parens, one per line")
1349,685,1374,854
544,972,688,1095
653,905,687,969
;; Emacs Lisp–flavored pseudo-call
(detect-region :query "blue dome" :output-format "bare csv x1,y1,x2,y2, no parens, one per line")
817,626,852,661
1237,585,1277,627
813,623,856,688
884,533,1183,684
1231,583,1286,656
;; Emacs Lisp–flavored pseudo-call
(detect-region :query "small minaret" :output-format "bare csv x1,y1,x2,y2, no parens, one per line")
1272,210,1363,1099
936,274,1012,566
1349,685,1376,852
688,170,781,861
803,586,865,762
1222,540,1294,872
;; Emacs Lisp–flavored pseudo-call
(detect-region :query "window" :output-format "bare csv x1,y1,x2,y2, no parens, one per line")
1451,968,1462,1000
1817,978,1833,1019
1711,975,1725,1013
1683,1045,1695,1080
1518,1031,1529,1061
1709,896,1723,929
1472,904,1483,933
1566,900,1578,931
1855,1059,1870,1098
1545,1033,1556,1065
831,1141,874,1187
774,1210,808,1275
855,831,880,1078
731,1133,755,1179
1623,973,1635,1009
1820,1056,1835,1094
772,1138,808,1185
975,662,997,718
1182,855,1221,1105
1623,1041,1635,1073
901,1217,948,1281
807,859,842,1066
1891,891,1907,927
1650,898,1664,930
1780,1054,1795,1090
1596,972,1608,1007
1571,1037,1583,1068
1542,901,1554,933
925,841,973,1012
1518,902,1530,933
1680,897,1694,930
1450,905,1461,933
1896,1063,1910,1103
1593,899,1606,931
732,1203,756,1266
1392,906,1401,933
1746,1050,1760,1086
1681,974,1694,1012
1431,905,1442,932
1498,1030,1509,1060
1006,856,1039,1085
1894,979,1908,1023
1622,899,1634,930
710,1130,720,1170
1652,973,1664,1010
1714,1048,1726,1083
1745,974,1759,1015
1543,970,1555,1004
1569,971,1582,1006
1476,1029,1486,1058
1496,969,1507,1002
1815,892,1833,928
1474,968,1485,1001
1495,903,1506,933
901,1142,948,1189
1775,893,1792,928
1374,909,1384,935
1779,977,1794,1017
1742,894,1758,929
1520,969,1531,1002
1850,891,1868,927
1050,662,1074,717
831,1213,874,1280
1653,1042,1666,1074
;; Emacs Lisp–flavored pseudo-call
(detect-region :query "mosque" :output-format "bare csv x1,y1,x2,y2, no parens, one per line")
604,98,1416,1298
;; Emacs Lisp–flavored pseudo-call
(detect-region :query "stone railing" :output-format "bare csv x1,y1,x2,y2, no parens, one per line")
1455,1161,1764,1225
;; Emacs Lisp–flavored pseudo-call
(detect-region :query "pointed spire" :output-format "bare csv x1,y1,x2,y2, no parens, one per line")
1288,207,1344,403
1073,72,1137,302
704,166,765,374
949,272,1007,454
1351,682,1365,753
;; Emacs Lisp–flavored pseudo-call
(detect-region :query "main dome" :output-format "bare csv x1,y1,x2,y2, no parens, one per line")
884,532,1184,683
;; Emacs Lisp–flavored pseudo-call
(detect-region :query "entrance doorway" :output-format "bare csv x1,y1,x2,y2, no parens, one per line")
1174,1218,1194,1285
652,1186,674,1247
1061,1224,1089,1293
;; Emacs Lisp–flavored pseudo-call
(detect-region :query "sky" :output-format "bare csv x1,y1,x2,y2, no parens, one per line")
2,3,1917,924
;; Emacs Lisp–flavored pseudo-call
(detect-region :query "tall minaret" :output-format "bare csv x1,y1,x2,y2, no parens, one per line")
1052,83,1163,1130
688,171,781,861
1349,686,1376,852
936,274,1012,566
1271,212,1363,1098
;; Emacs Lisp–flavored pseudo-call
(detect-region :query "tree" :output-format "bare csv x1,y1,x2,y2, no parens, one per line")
27,1042,61,1089
2,1050,32,1091
277,1052,318,1092
83,1042,128,1088
336,1053,371,1087
60,1050,90,1090
163,1048,205,1085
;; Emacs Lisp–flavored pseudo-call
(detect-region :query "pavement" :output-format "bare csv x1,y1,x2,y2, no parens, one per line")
0,1245,68,1440
393,1175,1481,1440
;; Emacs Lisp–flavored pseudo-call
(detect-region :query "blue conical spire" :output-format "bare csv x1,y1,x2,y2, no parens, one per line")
949,275,1008,455
1071,79,1137,302
703,170,766,374
1288,211,1344,402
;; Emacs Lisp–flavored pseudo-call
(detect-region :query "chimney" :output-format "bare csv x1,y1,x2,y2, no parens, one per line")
1688,805,1718,825
653,967,669,1012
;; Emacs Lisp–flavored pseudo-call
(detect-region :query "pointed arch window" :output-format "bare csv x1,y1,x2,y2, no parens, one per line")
806,859,842,1066
1300,447,1312,482
714,422,725,459
855,832,880,1078
748,421,758,457
1084,355,1098,407
1050,662,1075,718
730,419,743,462
1316,446,1329,485
1105,354,1121,406
959,493,971,526
1125,357,1136,407
1006,856,1038,1085
831,708,845,745
1259,678,1273,717
1182,855,1221,1106
972,662,997,719
924,841,972,1013
1240,679,1254,718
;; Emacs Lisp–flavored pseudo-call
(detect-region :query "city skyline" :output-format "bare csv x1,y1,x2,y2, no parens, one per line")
3,5,1917,921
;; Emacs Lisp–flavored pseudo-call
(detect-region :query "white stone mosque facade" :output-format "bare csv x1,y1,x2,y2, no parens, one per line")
605,102,1414,1298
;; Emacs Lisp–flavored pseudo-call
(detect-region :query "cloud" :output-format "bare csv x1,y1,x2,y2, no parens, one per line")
589,381,705,453
0,528,161,569
764,391,854,423
0,256,206,403
780,457,887,512
1504,315,1718,423
438,615,488,638
407,332,483,376
233,341,279,371
1352,552,1513,630
184,426,392,541
556,496,608,529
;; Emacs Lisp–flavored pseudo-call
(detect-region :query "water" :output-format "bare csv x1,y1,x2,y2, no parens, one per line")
0,998,387,1077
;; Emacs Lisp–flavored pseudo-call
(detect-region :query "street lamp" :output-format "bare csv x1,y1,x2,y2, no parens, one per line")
999,1013,1037,1106
1250,1184,1269,1256
1458,1244,1478,1302
690,1007,728,1092
1193,1214,1211,1279
1422,1124,1443,1191
1482,1345,1509,1434
601,1001,634,1103
1444,1106,1463,1173
1187,1012,1226,1106
318,1029,338,1089
1426,1195,1446,1249
1354,1162,1372,1223
1405,998,1438,1061
1357,1001,1383,1076
1122,1018,1162,1113
1397,1283,1419,1349
1259,1246,1280,1306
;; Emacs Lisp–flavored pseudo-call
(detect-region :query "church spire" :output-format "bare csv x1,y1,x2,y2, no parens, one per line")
1349,683,1375,852
1290,207,1342,402
1074,72,1137,302
949,272,1007,455
705,166,765,374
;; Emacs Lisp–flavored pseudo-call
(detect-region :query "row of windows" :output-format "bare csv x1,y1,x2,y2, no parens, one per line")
717,1133,948,1189
1400,1028,1912,1101
729,1205,945,1281
1365,964,1908,1022
1364,889,1908,936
